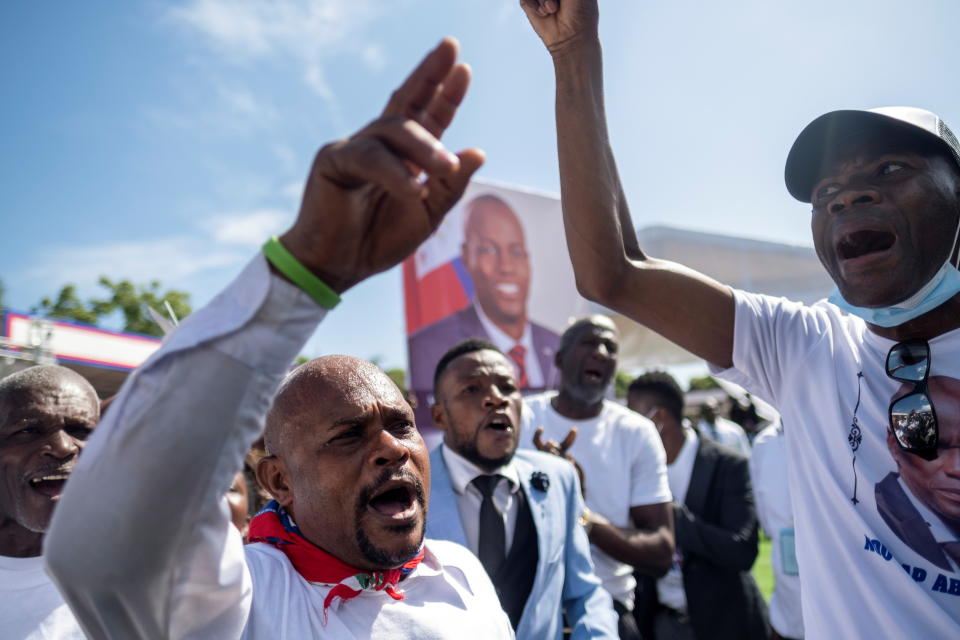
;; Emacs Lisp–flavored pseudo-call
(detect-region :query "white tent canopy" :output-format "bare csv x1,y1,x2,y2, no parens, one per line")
605,225,833,370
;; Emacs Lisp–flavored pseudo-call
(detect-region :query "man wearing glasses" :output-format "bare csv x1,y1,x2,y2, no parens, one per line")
522,0,960,636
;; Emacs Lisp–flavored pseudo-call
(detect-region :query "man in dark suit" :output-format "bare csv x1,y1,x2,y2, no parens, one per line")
408,194,561,431
426,338,618,639
627,372,769,640
876,375,960,573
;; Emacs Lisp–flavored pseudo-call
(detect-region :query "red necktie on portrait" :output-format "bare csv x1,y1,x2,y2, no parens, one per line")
508,344,528,387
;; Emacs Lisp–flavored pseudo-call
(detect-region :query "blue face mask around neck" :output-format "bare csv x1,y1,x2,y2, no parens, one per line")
828,261,960,327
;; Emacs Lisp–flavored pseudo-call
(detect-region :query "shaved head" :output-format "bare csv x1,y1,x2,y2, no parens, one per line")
0,366,98,417
257,355,428,571
559,315,619,354
0,365,99,556
264,355,403,459
555,315,620,410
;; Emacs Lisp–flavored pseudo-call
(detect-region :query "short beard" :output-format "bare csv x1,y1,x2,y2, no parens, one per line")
444,414,517,472
354,469,426,569
564,382,607,409
452,439,515,473
11,498,51,534
356,524,422,568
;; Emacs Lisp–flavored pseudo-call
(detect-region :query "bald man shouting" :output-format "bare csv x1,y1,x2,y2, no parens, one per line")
44,39,512,639
0,365,98,639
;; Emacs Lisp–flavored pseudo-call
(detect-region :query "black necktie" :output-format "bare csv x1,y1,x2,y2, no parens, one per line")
472,474,506,575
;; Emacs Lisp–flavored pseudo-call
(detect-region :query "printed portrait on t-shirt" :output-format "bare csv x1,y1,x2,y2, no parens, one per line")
875,376,960,573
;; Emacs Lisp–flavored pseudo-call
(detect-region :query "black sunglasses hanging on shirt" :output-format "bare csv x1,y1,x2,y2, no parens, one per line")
886,339,939,461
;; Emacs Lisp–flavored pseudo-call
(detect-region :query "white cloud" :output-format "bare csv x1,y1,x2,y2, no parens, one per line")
204,209,291,246
497,0,521,23
142,83,277,138
215,83,276,121
26,206,294,296
360,44,386,73
168,0,390,97
27,236,244,288
280,178,305,203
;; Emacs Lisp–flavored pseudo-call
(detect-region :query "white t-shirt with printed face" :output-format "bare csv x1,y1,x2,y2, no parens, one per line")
520,394,671,608
0,554,85,639
714,289,960,638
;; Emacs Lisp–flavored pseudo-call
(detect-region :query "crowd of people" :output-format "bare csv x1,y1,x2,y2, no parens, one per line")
3,0,960,638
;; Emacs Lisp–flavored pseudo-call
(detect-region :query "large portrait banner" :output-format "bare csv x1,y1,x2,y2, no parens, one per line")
404,178,592,447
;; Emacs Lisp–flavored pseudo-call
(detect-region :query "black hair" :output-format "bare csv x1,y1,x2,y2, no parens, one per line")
627,370,685,422
432,338,502,399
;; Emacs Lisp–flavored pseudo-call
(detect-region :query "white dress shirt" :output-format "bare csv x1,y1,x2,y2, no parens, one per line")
475,303,544,387
750,422,803,639
697,416,751,457
441,444,522,556
44,254,513,640
657,425,699,613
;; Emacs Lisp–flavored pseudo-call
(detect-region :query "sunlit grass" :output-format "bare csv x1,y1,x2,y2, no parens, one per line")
752,533,774,601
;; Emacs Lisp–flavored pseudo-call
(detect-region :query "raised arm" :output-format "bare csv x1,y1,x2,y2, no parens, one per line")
44,38,483,640
522,0,735,368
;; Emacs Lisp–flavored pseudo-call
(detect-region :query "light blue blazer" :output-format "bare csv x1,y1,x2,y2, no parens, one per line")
427,446,619,640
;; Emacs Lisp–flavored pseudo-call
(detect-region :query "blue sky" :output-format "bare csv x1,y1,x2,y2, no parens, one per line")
4,0,960,372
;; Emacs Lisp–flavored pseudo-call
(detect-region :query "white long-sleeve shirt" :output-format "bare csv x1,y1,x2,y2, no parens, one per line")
44,254,513,640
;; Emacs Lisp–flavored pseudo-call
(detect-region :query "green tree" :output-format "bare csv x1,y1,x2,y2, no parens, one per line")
385,367,407,393
614,371,633,399
688,375,721,391
35,284,100,325
35,278,192,337
90,278,191,336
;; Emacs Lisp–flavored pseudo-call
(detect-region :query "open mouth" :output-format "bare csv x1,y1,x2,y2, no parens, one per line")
495,283,520,296
28,473,70,498
583,368,605,384
836,229,896,261
368,480,418,519
484,413,514,433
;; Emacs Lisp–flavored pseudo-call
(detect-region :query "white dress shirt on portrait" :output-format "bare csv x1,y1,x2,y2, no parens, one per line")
475,303,544,387
657,425,699,613
440,443,522,556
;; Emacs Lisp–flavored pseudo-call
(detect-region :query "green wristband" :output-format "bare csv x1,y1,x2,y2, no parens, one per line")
262,236,342,310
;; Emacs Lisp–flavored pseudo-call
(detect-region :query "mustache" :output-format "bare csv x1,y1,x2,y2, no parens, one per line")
356,467,426,511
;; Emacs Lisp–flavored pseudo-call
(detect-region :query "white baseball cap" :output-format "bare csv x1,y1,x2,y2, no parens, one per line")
784,106,960,203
